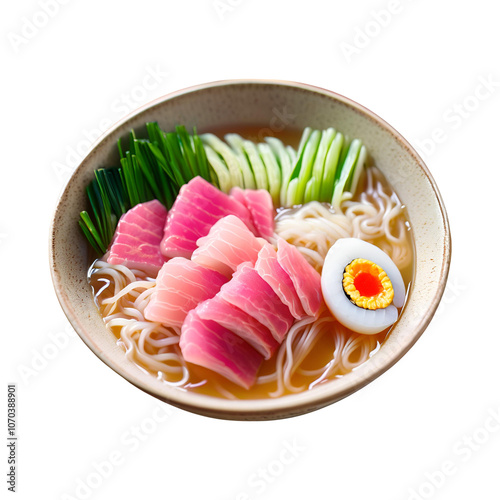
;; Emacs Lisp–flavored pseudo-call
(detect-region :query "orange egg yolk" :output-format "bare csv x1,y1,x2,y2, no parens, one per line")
342,258,394,310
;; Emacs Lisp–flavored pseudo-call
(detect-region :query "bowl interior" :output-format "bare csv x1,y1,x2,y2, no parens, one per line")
50,81,451,420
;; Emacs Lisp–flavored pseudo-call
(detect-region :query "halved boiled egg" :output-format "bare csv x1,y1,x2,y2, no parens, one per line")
321,238,405,335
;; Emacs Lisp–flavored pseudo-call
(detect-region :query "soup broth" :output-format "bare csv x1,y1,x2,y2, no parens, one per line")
88,126,414,399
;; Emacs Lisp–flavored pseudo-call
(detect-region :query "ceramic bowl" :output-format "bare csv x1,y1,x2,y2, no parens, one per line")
50,80,451,420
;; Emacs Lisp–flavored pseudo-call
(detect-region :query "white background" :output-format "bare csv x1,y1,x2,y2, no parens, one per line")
2,1,499,499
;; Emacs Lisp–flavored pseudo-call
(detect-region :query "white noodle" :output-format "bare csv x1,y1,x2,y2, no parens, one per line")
92,261,189,387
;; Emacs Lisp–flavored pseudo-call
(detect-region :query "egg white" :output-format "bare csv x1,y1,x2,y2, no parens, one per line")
321,238,405,335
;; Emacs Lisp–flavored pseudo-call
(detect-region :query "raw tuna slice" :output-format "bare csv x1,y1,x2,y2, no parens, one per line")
108,200,167,275
192,215,267,278
277,238,322,317
161,176,256,259
195,295,279,359
230,187,275,238
255,244,307,320
228,185,247,206
218,263,294,343
144,257,228,327
180,309,263,389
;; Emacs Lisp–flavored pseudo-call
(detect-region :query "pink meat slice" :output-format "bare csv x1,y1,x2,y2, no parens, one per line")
195,295,279,359
191,215,267,278
230,187,275,239
218,263,294,344
108,200,167,275
276,238,322,317
144,257,228,327
228,186,246,206
180,309,263,389
255,244,307,320
161,176,256,259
